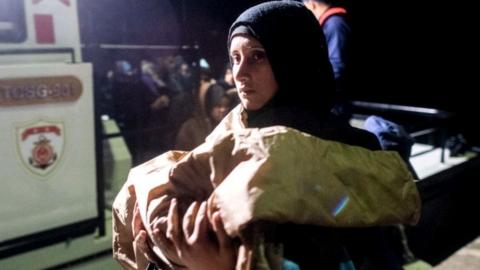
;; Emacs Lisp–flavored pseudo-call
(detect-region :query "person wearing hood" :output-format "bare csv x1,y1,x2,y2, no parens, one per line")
112,2,419,270
174,81,231,151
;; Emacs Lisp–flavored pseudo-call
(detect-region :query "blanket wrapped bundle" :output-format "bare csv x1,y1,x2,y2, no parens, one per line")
113,126,420,270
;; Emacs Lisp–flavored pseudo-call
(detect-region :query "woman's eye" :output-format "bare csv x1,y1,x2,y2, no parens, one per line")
230,54,241,64
252,51,266,61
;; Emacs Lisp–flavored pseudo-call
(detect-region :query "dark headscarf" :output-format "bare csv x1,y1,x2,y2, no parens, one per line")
228,1,335,134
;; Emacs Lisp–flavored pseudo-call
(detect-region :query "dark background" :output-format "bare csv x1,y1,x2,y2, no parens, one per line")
77,0,478,142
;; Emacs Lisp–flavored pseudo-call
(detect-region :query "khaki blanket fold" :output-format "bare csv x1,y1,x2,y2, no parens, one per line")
113,126,421,270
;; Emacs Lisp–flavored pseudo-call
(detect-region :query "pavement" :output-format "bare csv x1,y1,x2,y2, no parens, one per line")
434,237,480,270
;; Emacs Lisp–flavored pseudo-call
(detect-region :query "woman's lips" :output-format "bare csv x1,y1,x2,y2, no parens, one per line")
239,87,255,95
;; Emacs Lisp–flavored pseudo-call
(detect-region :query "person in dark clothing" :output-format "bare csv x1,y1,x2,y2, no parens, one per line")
217,63,235,91
112,60,158,163
302,0,351,89
303,0,353,123
217,63,240,109
227,1,374,150
227,2,400,269
127,2,409,269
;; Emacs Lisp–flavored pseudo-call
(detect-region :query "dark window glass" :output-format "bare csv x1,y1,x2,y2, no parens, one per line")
0,0,27,43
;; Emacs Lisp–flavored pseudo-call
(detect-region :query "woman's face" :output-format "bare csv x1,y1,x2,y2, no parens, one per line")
229,35,278,110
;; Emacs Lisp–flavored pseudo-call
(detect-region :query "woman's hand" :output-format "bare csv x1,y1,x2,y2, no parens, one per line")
149,216,184,267
131,202,163,269
158,198,236,270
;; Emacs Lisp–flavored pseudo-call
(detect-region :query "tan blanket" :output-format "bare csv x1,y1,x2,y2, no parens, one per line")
112,126,421,269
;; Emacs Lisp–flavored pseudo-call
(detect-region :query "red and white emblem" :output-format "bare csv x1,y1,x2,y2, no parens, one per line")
17,120,64,176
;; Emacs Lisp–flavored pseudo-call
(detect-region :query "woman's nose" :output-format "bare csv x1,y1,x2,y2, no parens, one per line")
234,59,249,82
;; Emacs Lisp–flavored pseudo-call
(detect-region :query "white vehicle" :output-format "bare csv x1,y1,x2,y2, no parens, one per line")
0,1,115,268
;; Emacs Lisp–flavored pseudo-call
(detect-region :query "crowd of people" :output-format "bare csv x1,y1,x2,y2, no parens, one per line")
99,55,237,164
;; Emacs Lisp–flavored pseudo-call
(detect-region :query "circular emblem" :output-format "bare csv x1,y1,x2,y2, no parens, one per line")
29,136,57,169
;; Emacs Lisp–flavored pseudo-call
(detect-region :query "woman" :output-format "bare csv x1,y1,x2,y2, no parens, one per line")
224,0,376,147
113,2,419,270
